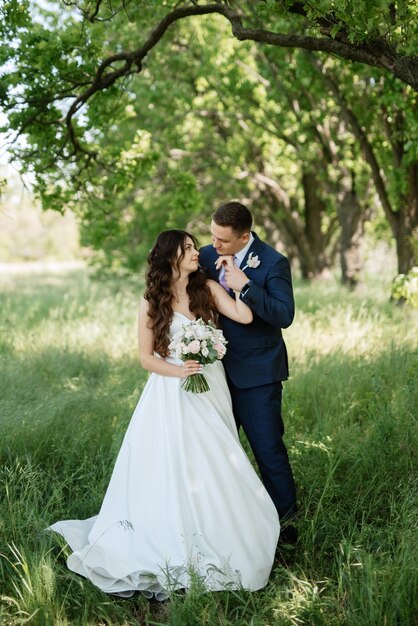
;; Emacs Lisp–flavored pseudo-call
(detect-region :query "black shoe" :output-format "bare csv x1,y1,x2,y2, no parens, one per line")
279,524,298,546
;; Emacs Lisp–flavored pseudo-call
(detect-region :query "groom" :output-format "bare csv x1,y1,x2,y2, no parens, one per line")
200,201,297,543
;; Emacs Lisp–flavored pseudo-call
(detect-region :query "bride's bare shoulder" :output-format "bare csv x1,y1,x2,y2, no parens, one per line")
207,278,220,290
139,297,150,315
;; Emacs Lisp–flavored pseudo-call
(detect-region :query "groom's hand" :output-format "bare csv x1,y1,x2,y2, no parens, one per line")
214,255,248,292
214,255,234,271
224,264,249,293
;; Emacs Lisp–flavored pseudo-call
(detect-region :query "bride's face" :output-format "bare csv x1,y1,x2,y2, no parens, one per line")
176,237,199,274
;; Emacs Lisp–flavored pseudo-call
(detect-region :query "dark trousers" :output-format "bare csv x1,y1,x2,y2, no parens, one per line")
227,377,297,520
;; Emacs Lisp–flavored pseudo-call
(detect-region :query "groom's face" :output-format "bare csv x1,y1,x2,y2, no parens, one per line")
210,221,250,256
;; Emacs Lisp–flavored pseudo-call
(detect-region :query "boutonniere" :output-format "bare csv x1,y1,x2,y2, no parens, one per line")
242,252,261,271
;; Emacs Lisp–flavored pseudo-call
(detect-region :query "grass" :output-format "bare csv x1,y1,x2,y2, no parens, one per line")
0,266,417,625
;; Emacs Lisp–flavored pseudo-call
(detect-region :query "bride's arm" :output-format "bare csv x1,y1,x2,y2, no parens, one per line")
138,298,202,378
207,280,253,324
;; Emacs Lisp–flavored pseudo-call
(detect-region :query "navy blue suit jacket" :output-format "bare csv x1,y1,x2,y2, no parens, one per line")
199,233,294,389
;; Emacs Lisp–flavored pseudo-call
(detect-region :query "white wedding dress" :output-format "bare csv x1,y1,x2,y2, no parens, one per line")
48,312,279,600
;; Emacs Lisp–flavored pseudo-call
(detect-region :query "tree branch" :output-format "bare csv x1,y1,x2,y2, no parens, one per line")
25,1,417,160
308,54,398,229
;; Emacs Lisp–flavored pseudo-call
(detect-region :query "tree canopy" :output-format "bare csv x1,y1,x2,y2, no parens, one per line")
1,1,417,276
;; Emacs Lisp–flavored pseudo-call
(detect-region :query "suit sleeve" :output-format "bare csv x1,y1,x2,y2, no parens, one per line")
240,255,295,328
199,249,217,281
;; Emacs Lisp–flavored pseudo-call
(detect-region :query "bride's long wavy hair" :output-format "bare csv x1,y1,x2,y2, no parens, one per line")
144,230,218,357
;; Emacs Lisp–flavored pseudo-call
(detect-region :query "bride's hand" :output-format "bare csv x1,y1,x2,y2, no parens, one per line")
180,360,203,378
214,255,235,271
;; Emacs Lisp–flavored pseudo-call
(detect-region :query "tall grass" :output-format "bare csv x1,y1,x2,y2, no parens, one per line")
1,267,417,625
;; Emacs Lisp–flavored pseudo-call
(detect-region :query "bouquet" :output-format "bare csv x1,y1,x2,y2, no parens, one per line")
168,318,227,393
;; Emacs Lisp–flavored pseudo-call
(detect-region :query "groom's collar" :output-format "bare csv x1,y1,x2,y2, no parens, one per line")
235,232,254,266
245,231,262,256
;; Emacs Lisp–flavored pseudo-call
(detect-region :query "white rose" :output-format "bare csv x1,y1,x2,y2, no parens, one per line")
196,327,209,340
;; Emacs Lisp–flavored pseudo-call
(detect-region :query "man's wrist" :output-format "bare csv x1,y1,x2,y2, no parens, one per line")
240,280,252,297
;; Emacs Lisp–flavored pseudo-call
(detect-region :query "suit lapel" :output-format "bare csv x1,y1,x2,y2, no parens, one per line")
240,232,263,278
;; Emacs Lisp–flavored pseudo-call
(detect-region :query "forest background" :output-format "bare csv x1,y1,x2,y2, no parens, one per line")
1,0,417,285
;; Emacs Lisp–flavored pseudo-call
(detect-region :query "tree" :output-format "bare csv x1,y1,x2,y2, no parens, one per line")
1,1,416,274
309,56,417,274
2,1,417,165
243,44,373,283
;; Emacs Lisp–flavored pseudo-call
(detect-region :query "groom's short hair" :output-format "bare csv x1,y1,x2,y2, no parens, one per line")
213,202,253,235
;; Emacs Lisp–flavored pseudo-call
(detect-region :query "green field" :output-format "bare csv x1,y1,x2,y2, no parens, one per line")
1,267,417,626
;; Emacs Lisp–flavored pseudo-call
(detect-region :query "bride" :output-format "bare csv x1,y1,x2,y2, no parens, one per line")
48,230,279,600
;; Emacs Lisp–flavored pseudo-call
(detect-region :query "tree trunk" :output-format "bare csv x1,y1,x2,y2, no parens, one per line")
393,162,418,274
337,173,367,287
257,186,322,279
303,171,325,268
393,215,417,275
